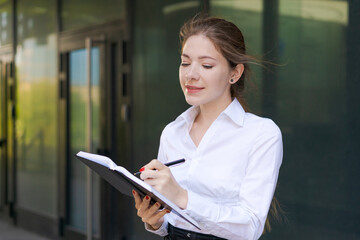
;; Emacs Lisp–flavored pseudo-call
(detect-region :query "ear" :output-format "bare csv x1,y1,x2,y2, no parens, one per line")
230,64,245,84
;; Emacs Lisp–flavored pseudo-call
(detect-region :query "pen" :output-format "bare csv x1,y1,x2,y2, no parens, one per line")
133,158,185,176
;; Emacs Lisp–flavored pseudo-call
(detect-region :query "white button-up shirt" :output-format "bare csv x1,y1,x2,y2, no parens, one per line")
148,99,283,240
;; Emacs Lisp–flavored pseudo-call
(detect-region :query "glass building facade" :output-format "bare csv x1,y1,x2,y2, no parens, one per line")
0,0,359,239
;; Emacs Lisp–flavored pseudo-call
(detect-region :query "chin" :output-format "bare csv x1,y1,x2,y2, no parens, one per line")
184,96,198,106
184,96,203,106
185,99,196,106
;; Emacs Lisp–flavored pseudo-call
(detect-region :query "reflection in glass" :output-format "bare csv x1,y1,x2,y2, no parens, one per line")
0,0,12,46
210,0,264,113
131,1,201,238
132,0,198,164
61,0,125,31
69,48,100,234
211,0,354,239
16,0,57,218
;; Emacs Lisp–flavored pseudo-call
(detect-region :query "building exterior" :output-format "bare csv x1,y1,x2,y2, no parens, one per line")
0,0,359,239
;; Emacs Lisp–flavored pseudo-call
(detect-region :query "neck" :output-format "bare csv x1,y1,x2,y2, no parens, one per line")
196,96,233,126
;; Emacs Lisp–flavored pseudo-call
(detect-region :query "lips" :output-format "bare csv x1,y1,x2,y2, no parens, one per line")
185,85,204,94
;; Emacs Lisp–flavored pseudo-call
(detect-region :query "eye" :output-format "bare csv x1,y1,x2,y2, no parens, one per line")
203,65,213,69
181,63,190,67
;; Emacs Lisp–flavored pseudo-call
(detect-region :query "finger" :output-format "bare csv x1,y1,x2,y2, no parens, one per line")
140,164,171,181
140,169,160,180
147,209,171,226
148,202,162,215
132,190,142,209
143,178,160,187
143,159,166,171
137,195,151,217
141,202,162,223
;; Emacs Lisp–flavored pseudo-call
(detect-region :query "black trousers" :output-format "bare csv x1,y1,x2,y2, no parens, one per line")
164,224,227,240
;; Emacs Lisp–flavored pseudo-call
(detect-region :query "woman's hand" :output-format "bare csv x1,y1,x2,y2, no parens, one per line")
132,190,170,230
139,160,188,209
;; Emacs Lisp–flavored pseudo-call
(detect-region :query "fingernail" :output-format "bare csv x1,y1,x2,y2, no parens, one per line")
139,167,145,172
156,202,161,207
166,210,171,213
145,196,150,200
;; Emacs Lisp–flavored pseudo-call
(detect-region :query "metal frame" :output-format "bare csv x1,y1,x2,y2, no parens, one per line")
0,44,15,225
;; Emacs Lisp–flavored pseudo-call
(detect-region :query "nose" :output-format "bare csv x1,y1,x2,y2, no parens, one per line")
185,63,200,81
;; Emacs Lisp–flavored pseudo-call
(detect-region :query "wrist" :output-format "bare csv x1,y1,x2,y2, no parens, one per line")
149,223,161,230
146,220,163,231
175,188,188,209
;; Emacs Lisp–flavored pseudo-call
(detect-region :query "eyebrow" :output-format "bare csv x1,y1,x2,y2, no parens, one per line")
181,53,217,61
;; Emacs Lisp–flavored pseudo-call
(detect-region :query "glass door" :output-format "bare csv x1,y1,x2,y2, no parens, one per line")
68,46,101,236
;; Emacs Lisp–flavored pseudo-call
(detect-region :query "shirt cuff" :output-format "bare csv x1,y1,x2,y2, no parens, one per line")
144,218,169,237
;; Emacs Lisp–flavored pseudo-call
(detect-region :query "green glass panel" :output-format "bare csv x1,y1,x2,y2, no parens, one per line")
271,1,352,238
210,0,264,113
132,0,200,164
69,47,100,234
61,0,125,31
16,0,58,218
0,61,3,208
0,0,12,46
131,1,201,239
211,0,359,239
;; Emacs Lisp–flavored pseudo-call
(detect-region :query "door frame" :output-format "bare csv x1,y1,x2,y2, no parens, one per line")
0,45,16,224
58,19,133,240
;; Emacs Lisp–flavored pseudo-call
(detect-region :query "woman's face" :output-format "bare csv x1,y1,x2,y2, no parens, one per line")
179,34,234,107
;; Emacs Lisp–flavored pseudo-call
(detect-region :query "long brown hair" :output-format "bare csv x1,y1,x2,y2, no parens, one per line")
179,14,283,234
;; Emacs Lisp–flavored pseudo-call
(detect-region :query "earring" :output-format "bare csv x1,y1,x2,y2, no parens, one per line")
230,79,234,83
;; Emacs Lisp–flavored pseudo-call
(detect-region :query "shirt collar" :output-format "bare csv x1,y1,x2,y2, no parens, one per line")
177,105,200,128
177,98,245,128
222,98,245,127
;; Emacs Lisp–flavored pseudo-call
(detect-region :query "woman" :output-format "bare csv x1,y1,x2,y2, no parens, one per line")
132,15,283,240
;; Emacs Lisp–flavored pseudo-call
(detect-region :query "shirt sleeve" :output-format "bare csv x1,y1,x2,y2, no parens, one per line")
157,128,167,163
185,120,283,240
